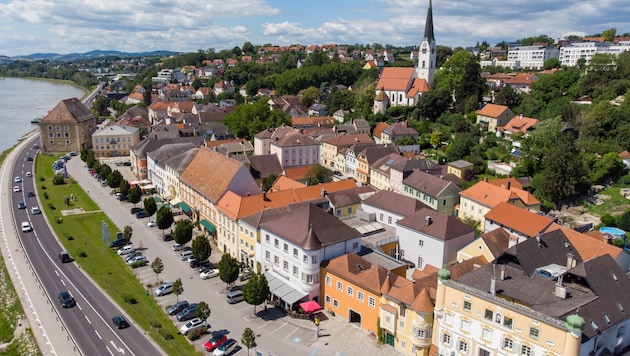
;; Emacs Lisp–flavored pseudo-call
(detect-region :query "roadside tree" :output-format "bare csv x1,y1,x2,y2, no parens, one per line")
151,257,164,284
192,235,212,262
241,327,257,355
119,180,130,197
172,278,183,302
143,197,157,216
98,164,112,180
123,225,133,242
243,274,270,315
218,254,239,290
156,206,174,237
196,301,211,321
128,185,142,206
107,170,123,188
173,219,193,245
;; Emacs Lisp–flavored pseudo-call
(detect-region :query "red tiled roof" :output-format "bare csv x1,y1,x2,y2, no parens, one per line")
375,67,415,91
484,202,554,237
476,103,510,118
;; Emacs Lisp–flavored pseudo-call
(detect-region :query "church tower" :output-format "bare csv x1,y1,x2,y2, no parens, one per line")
417,0,436,86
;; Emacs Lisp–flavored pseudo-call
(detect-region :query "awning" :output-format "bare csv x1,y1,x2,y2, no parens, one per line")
265,272,307,305
177,202,191,213
140,184,155,190
200,219,216,233
299,300,322,313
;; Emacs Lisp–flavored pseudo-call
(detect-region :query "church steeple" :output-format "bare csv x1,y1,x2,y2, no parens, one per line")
423,0,435,43
417,0,436,86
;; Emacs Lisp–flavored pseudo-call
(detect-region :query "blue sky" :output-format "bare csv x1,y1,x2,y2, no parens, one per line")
0,0,628,56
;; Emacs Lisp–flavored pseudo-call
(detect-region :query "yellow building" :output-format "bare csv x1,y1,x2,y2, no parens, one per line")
433,229,630,356
322,253,434,355
39,98,97,154
446,160,473,180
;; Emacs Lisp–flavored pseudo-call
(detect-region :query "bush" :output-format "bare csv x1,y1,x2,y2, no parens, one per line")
159,329,174,340
76,249,87,258
39,177,45,181
621,175,630,186
43,192,49,200
41,185,47,190
186,328,205,340
66,235,74,241
52,175,65,185
123,294,137,304
600,214,617,227
612,238,625,248
48,203,56,210
150,320,162,328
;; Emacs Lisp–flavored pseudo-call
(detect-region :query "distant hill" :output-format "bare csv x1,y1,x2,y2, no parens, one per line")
4,50,179,61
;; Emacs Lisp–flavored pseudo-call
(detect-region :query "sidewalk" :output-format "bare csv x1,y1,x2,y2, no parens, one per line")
0,132,81,356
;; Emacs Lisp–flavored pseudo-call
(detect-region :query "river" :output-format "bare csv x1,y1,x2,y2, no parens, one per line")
0,78,86,152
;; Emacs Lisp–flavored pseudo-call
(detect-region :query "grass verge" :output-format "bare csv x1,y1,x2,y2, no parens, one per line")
36,154,200,356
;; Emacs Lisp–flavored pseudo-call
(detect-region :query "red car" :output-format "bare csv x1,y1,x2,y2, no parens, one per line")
204,334,227,352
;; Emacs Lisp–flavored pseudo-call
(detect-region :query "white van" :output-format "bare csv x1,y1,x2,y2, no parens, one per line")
180,250,193,261
226,290,244,304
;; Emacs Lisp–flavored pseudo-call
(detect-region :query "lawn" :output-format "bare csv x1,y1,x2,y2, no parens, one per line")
583,185,630,218
35,154,201,356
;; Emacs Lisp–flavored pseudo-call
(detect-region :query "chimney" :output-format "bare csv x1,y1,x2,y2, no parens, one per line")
321,188,327,197
490,277,497,296
535,232,541,244
566,252,576,269
425,216,432,226
484,177,488,182
439,175,444,180
554,275,567,299
520,114,523,120
506,179,511,190
499,264,507,281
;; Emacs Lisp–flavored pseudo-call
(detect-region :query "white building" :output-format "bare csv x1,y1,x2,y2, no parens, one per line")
506,45,559,70
254,203,362,307
269,132,320,168
559,41,630,66
146,142,197,196
151,68,185,84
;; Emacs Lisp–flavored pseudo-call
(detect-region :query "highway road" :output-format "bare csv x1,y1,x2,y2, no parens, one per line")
8,139,162,356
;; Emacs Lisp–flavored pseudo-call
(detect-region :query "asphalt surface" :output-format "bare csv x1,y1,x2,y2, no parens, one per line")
1,134,161,356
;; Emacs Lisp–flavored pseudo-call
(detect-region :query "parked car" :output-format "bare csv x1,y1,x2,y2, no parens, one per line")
172,243,184,251
109,238,128,248
127,255,147,265
58,290,76,308
163,233,174,241
176,304,198,321
117,246,135,256
17,201,26,209
112,315,129,329
135,210,148,219
147,219,157,227
130,207,143,215
204,334,228,352
124,251,140,262
179,317,207,335
26,156,33,161
166,301,189,316
200,269,220,280
239,268,253,281
197,261,214,273
213,339,237,356
30,206,41,215
154,282,173,297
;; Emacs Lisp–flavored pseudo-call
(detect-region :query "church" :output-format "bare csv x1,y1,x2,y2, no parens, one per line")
373,0,435,114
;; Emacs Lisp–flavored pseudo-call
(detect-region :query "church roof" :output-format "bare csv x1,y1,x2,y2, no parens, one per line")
423,0,435,42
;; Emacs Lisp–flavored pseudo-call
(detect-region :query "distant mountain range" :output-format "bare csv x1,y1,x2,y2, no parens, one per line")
0,50,179,61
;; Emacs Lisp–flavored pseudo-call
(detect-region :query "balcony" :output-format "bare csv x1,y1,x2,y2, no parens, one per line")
410,323,432,348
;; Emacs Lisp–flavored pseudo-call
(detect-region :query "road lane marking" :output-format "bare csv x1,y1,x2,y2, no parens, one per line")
110,340,126,354
283,326,299,340
95,329,102,340
270,322,288,334
85,315,91,324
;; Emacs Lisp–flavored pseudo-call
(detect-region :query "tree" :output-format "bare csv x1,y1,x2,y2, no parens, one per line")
241,327,257,355
192,235,212,262
191,77,202,90
218,253,239,289
242,41,255,54
416,87,452,121
99,164,112,181
119,180,130,196
173,219,194,245
123,225,133,242
544,58,561,70
616,210,630,233
301,86,320,108
92,96,108,116
196,301,211,321
262,173,278,192
107,170,123,188
433,49,486,113
151,257,164,284
495,85,522,108
156,206,174,237
243,274,270,315
172,278,183,302
143,197,157,216
128,185,142,206
430,131,442,149
305,164,333,185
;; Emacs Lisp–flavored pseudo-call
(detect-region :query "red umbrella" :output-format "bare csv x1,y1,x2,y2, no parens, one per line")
299,300,322,313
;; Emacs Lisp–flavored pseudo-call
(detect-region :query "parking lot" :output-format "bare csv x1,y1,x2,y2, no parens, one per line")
67,156,394,356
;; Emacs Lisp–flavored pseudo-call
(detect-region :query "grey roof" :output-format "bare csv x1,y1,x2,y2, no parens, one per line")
147,142,197,167
390,158,442,174
162,148,198,173
131,136,204,159
402,169,459,197
370,153,405,175
358,145,399,164
352,118,371,130
423,0,435,42
448,159,473,169
273,132,319,147
362,190,429,217
248,154,283,180
397,208,474,240
259,202,361,251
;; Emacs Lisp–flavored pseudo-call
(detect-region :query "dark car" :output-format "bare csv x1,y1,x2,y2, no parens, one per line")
123,161,132,166
108,238,128,248
130,207,143,215
197,261,214,273
112,315,129,329
176,304,198,322
135,210,148,219
27,191,35,197
26,156,33,161
204,334,228,352
166,300,189,315
17,201,26,209
58,290,76,308
162,233,174,242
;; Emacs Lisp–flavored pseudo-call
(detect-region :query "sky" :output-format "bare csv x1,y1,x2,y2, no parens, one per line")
0,0,628,57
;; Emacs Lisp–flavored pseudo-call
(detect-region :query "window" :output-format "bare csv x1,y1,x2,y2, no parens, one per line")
461,319,470,332
385,315,391,323
293,248,298,257
484,309,494,321
529,327,539,339
463,301,471,311
417,257,423,269
399,307,405,317
399,320,405,329
444,313,453,325
368,296,376,308
347,286,353,297
503,316,513,329
274,256,279,266
357,291,364,302
293,266,298,277
283,260,288,271
441,333,451,345
520,345,532,356
265,251,270,261
312,255,318,264
388,216,392,224
418,240,424,247
265,234,270,243
400,340,406,349
379,213,383,221
303,254,309,263
283,243,288,253
482,328,491,340
325,276,331,286
325,295,331,304
336,281,343,291
352,242,359,249
458,340,468,352
502,338,514,350
333,299,339,308
274,239,279,248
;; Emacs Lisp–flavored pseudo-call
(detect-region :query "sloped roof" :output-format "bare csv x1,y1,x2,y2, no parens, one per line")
406,78,430,97
390,157,442,173
480,228,512,259
403,170,459,197
162,148,198,173
272,132,319,147
147,142,197,165
372,122,390,139
358,145,399,165
397,208,474,240
248,154,283,180
546,224,623,261
260,203,361,250
363,190,429,217
269,176,306,192
41,98,95,124
324,133,374,147
476,103,510,118
484,202,554,237
383,122,419,136
501,115,539,133
376,67,415,91
371,153,405,175
459,180,540,208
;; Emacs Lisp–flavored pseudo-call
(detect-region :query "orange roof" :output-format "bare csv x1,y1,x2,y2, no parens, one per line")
500,115,538,133
406,78,430,97
547,224,623,261
269,176,305,192
324,133,374,147
375,67,415,91
486,178,523,190
460,180,540,208
148,101,169,111
372,122,389,139
484,202,554,237
284,165,317,181
217,179,358,220
476,103,510,118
